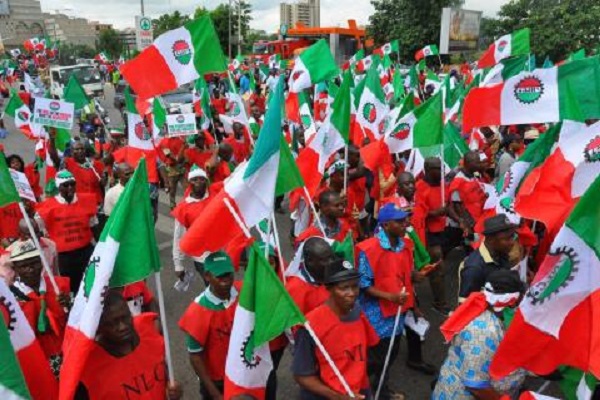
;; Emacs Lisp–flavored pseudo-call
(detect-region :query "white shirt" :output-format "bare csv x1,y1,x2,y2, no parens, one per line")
103,183,125,216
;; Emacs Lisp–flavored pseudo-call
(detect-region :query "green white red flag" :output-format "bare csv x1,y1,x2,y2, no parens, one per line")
356,61,389,140
193,78,212,130
224,244,305,398
477,28,530,68
0,279,58,400
463,58,600,132
180,78,286,256
490,172,600,380
374,40,399,57
288,39,339,93
121,16,227,100
519,392,559,400
414,45,439,61
59,160,161,400
4,91,45,139
514,120,600,233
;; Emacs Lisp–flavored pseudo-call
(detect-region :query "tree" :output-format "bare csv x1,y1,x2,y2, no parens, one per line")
152,11,191,38
97,28,123,59
368,0,461,62
483,0,600,62
193,1,252,56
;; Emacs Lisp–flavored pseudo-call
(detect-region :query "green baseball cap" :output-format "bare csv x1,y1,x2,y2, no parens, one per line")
204,251,235,277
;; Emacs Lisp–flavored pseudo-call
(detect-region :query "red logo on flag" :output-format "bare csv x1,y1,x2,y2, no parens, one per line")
135,122,151,140
363,103,377,123
0,295,17,331
172,40,192,65
584,136,600,163
527,247,578,305
391,122,411,140
514,76,544,104
497,40,508,53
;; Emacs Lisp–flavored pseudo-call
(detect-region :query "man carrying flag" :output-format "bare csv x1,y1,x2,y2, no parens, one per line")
293,257,379,398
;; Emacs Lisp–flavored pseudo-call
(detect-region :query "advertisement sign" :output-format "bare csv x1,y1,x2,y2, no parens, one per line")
440,8,482,53
33,98,74,129
167,113,197,137
135,16,154,51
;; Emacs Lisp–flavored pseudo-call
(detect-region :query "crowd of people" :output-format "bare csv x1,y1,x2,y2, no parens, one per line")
0,40,595,400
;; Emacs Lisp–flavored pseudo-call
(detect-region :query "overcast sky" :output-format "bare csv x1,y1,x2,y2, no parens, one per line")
40,0,508,31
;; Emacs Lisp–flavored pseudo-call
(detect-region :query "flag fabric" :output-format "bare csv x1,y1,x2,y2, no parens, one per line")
463,58,600,132
298,91,317,144
275,136,305,196
94,52,109,63
477,28,531,68
63,75,90,110
356,62,389,140
480,55,530,87
558,367,597,400
490,173,600,380
193,78,212,130
356,55,376,73
4,92,44,139
0,279,58,400
514,120,600,233
0,314,31,400
496,122,561,202
60,160,161,399
180,78,285,257
120,16,227,100
229,54,245,71
384,90,443,154
0,153,20,207
375,40,399,56
415,44,439,61
342,49,364,70
294,71,351,200
519,392,560,400
288,39,339,93
224,244,305,398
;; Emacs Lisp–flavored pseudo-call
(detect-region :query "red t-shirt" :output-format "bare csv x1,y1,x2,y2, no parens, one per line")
184,147,213,172
223,136,251,164
64,158,104,205
112,147,159,183
211,98,227,115
0,203,22,241
157,137,185,167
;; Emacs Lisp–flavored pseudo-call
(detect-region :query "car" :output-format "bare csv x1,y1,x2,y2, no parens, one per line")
162,84,194,114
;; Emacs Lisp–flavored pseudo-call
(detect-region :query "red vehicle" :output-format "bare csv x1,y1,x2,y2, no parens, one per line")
252,38,315,65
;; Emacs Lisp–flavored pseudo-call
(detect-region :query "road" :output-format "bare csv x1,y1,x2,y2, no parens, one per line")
1,84,560,399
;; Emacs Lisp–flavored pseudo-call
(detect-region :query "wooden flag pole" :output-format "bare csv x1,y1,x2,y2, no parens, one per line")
374,295,405,400
270,212,287,284
303,186,326,236
154,271,176,384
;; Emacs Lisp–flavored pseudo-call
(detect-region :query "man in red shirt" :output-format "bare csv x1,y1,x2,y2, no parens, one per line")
157,136,186,209
206,143,234,183
36,170,97,293
210,89,228,116
249,86,266,114
295,190,353,246
48,129,105,206
183,133,213,176
223,122,251,164
414,157,449,314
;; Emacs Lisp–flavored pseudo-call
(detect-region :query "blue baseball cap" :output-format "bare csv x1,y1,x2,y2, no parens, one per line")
378,203,410,223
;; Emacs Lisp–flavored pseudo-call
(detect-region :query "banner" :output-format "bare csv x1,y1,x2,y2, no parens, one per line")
9,168,36,202
440,8,482,53
166,113,197,137
33,98,74,129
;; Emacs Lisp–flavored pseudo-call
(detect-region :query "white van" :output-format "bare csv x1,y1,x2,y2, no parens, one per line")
50,64,104,98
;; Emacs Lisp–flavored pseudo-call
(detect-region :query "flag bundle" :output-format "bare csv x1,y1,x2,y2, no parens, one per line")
478,28,530,69
288,39,339,93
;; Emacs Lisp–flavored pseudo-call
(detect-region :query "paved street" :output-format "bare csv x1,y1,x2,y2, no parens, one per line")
1,84,559,399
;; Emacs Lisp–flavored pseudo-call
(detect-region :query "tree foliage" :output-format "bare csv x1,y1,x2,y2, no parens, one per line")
483,0,600,62
152,11,191,38
194,1,252,56
58,43,96,65
97,28,123,59
368,0,461,62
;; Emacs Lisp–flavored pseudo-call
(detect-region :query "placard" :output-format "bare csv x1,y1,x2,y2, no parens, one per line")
33,98,74,129
9,168,36,202
166,113,197,137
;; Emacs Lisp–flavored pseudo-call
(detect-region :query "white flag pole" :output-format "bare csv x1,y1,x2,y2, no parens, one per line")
270,212,287,284
18,202,60,294
343,145,349,194
440,144,446,208
264,216,272,259
304,321,355,397
374,290,405,400
154,271,175,384
302,186,326,236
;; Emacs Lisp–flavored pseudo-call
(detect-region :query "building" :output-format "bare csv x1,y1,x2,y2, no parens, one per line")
0,0,47,47
89,21,113,33
280,0,320,28
43,13,98,47
118,28,136,51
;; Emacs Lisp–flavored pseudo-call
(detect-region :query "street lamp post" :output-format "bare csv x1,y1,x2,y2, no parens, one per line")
141,0,145,16
237,0,241,55
228,0,232,59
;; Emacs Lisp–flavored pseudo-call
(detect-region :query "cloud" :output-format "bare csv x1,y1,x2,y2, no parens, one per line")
39,0,508,31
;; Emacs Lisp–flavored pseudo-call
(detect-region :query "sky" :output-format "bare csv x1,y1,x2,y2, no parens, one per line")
39,0,508,31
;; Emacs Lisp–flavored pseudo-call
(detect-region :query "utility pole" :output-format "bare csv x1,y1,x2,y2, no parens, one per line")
228,0,232,58
237,0,242,55
141,0,145,16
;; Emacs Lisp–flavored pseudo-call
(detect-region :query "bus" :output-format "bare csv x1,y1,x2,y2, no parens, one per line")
49,64,104,98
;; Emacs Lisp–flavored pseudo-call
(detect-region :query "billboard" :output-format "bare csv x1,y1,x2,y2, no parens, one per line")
135,16,153,51
0,0,9,16
440,8,482,53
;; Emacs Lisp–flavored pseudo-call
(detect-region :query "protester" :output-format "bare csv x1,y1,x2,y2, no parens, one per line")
433,270,527,399
224,122,252,164
458,214,517,303
157,135,187,209
103,162,133,217
75,290,183,399
293,258,379,399
295,190,353,245
179,251,240,399
36,170,97,293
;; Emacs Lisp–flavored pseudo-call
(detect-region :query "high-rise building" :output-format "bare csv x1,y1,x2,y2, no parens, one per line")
280,0,320,28
43,13,98,47
0,0,46,47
